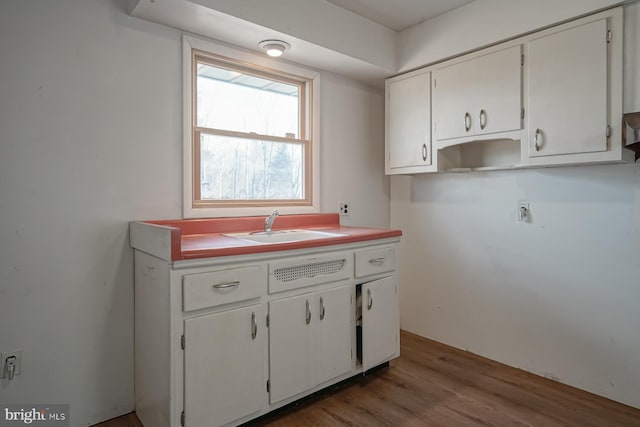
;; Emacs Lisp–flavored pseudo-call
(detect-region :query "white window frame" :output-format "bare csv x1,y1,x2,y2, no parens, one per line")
182,35,320,218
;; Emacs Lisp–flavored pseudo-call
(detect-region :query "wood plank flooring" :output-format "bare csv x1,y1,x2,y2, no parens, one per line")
94,330,640,426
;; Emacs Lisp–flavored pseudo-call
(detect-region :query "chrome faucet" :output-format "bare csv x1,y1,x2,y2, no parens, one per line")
264,209,279,233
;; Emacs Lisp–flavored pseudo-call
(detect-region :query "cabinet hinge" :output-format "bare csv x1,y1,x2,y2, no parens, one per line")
607,30,612,43
181,411,185,427
521,54,524,66
606,125,611,138
180,335,185,350
267,380,270,393
266,314,269,328
521,108,525,120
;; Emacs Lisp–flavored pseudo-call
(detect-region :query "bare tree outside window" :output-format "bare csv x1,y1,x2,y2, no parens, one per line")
193,55,312,207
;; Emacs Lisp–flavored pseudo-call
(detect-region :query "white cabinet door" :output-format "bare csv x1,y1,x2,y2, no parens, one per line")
269,285,353,403
434,46,522,141
315,286,353,385
361,277,399,371
433,58,475,141
387,70,432,169
474,45,522,137
184,304,266,427
268,294,314,404
528,18,608,157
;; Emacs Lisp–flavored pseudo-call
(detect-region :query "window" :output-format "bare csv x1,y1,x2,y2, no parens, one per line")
183,37,319,217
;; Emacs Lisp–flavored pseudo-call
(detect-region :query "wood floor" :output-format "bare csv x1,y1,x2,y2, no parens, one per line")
95,330,640,426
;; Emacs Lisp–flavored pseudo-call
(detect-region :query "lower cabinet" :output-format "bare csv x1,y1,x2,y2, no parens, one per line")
269,285,353,404
132,242,400,427
184,303,267,426
315,286,354,384
361,277,400,371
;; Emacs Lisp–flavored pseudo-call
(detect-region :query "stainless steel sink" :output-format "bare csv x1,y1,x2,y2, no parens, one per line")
225,229,347,244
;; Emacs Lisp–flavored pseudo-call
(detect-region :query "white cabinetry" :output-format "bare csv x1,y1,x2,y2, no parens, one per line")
353,247,399,370
384,7,627,175
269,285,353,404
525,11,625,165
362,277,399,371
184,304,266,426
385,69,433,174
132,238,400,427
315,286,354,385
433,45,522,142
269,293,314,403
355,246,400,371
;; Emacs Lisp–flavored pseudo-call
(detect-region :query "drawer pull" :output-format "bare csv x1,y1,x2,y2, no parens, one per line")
251,312,257,340
369,257,385,265
212,280,240,289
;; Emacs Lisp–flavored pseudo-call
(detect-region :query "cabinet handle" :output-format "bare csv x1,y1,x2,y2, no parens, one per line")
367,289,373,311
464,112,471,132
534,128,543,151
479,109,487,130
251,312,257,340
212,280,240,289
421,143,428,162
305,299,311,325
319,297,325,320
369,257,385,265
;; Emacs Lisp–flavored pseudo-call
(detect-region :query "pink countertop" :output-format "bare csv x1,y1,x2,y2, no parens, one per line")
143,213,402,261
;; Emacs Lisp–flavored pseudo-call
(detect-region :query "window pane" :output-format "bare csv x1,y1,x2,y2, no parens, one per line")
200,134,304,201
197,62,300,138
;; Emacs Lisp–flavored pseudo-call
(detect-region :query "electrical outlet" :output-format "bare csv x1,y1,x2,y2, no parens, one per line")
1,349,22,379
338,201,350,216
518,201,530,222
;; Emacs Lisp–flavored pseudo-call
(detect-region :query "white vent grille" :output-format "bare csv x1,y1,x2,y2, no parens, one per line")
273,259,346,283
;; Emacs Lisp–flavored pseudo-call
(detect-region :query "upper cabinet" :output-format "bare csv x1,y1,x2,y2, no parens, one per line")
433,46,522,142
525,10,627,166
385,68,433,174
527,20,607,157
384,7,631,175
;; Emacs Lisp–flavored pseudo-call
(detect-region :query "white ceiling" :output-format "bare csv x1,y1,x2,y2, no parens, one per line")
326,0,477,31
132,0,486,86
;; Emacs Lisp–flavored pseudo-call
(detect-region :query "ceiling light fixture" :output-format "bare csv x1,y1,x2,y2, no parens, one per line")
259,40,290,57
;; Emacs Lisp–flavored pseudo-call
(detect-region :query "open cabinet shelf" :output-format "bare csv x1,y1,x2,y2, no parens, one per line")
438,138,522,172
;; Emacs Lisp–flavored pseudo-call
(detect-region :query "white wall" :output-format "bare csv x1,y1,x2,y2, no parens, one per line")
320,72,389,228
392,1,640,409
0,1,182,424
0,1,388,425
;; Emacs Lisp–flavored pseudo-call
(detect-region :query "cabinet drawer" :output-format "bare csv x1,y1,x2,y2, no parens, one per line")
354,246,396,278
182,265,266,312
